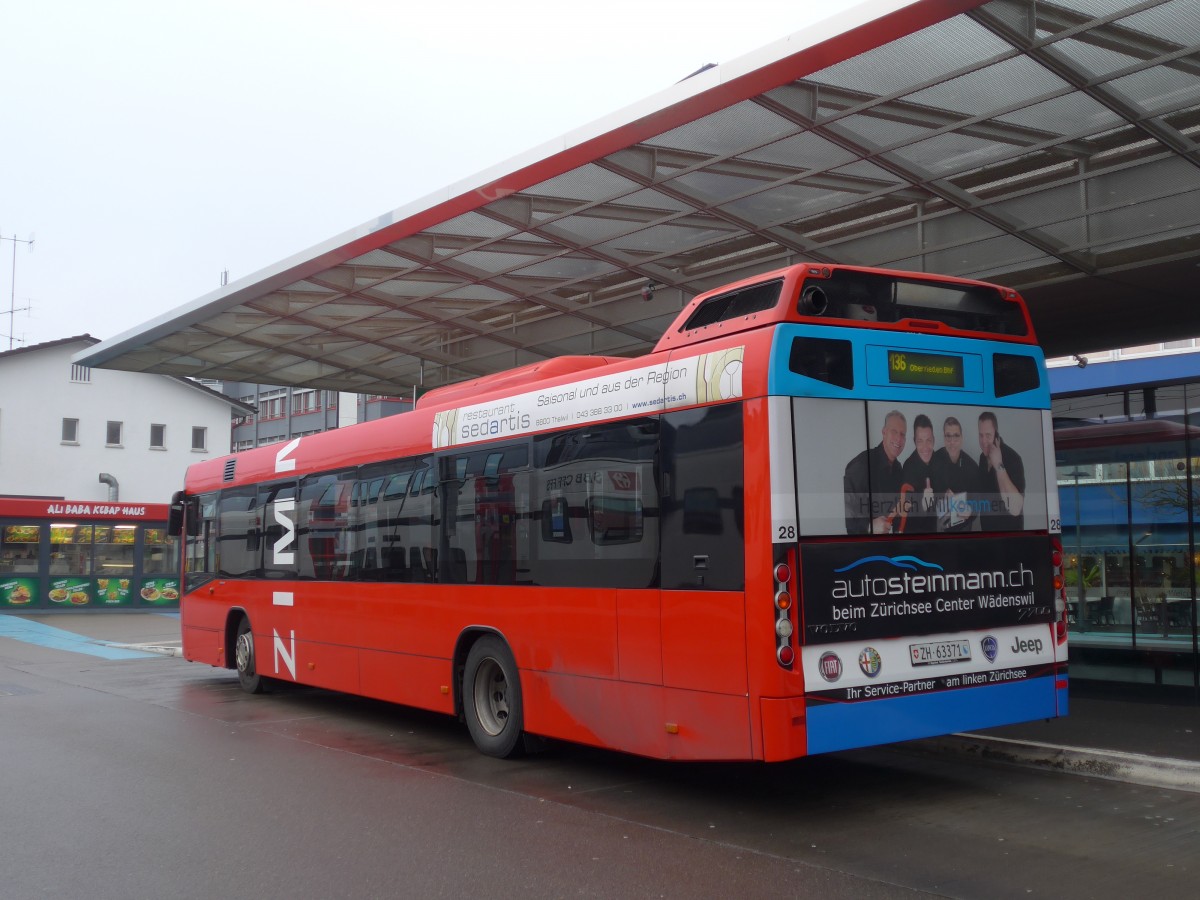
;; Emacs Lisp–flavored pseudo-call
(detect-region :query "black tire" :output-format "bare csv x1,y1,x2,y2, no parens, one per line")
463,635,525,758
234,616,266,694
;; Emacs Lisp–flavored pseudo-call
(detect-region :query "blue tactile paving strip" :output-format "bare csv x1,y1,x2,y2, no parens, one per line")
0,616,158,660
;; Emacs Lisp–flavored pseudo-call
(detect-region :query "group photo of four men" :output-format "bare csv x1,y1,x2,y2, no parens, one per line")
843,407,1028,535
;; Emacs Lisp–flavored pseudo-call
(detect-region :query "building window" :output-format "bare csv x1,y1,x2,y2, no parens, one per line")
192,426,208,451
293,389,319,414
62,418,79,443
150,424,166,449
258,388,287,421
259,396,287,420
106,421,123,446
1117,343,1162,358
70,364,91,383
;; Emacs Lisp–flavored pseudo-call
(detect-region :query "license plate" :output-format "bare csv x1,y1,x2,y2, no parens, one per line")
909,639,971,667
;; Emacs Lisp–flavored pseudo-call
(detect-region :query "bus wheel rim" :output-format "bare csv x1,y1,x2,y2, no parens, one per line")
473,658,509,736
236,631,254,675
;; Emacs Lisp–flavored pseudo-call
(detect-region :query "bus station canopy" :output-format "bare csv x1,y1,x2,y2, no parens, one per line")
77,0,1200,396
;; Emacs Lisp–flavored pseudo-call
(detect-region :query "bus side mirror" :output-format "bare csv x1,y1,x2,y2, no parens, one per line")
167,491,185,537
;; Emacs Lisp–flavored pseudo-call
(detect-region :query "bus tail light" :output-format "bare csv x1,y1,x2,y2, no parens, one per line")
1051,536,1068,645
774,548,797,669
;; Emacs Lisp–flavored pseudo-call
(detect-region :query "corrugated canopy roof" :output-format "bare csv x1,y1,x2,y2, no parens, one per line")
77,0,1200,396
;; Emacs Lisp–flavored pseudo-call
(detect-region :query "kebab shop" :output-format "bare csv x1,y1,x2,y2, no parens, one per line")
0,498,178,610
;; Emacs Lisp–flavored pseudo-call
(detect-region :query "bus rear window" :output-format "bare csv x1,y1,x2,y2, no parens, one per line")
993,352,1041,397
682,278,783,331
805,270,1028,336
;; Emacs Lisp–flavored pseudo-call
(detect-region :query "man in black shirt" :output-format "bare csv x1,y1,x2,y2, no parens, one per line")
977,410,1025,530
844,410,906,535
901,414,937,533
931,416,979,532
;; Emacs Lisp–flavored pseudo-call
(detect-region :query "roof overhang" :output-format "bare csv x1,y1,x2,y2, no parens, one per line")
77,0,1200,394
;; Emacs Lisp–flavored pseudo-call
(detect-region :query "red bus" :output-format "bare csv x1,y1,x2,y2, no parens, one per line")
173,263,1068,760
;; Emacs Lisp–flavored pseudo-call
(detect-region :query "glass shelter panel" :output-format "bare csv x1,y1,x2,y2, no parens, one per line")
1054,382,1199,688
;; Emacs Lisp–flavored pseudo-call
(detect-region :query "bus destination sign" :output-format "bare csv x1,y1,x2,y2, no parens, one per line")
887,350,964,387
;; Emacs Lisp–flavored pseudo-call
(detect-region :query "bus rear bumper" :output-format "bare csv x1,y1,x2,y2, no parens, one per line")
761,677,1062,761
803,674,1061,756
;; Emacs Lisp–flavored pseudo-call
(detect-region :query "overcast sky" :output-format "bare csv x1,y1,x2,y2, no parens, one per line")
3,0,863,350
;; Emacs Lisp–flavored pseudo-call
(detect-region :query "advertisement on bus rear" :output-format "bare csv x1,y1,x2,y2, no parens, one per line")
799,534,1055,645
791,398,1049,537
800,623,1057,707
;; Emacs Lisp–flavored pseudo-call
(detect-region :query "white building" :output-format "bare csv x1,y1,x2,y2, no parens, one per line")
0,336,253,503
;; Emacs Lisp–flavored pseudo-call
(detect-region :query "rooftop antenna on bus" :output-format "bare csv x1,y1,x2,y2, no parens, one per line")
2,231,35,351
221,269,229,287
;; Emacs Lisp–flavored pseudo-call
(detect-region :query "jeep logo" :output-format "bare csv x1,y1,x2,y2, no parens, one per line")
1009,637,1044,655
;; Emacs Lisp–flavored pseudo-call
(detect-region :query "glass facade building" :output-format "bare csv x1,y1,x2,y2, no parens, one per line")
1052,359,1200,690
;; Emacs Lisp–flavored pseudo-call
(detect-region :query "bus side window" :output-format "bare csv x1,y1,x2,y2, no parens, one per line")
661,403,745,591
438,443,530,586
216,487,259,578
357,461,418,582
259,481,299,579
297,470,357,581
531,418,658,589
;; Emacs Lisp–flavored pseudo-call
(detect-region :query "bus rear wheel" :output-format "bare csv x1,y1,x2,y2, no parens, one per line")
234,617,266,694
463,636,524,758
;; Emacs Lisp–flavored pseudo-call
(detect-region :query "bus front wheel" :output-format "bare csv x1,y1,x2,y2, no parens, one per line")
463,636,524,758
234,617,266,694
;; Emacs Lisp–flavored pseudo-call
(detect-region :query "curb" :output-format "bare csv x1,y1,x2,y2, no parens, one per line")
909,733,1200,794
110,642,183,658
